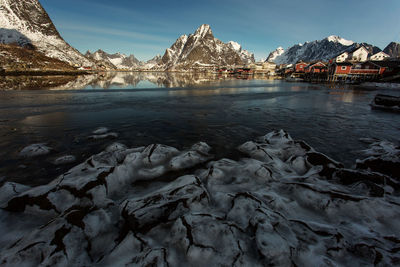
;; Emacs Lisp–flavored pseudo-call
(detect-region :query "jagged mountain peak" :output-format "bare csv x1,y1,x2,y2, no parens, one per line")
194,24,213,38
156,24,254,70
326,35,354,46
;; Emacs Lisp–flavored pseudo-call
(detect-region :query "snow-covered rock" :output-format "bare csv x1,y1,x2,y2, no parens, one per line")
92,127,110,135
0,0,94,67
89,127,118,139
1,131,399,266
53,155,76,165
19,143,52,157
0,182,30,206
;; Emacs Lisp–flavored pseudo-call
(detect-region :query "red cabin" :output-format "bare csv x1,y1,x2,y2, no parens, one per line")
305,62,327,73
350,62,380,75
295,62,308,73
332,62,352,75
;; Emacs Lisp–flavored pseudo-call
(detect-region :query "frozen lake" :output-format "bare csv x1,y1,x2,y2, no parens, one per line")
0,72,399,185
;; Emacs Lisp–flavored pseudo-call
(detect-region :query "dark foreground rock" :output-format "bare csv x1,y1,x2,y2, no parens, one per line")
0,131,399,266
371,94,400,112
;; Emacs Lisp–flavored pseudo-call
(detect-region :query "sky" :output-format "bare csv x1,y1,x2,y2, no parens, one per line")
40,0,400,61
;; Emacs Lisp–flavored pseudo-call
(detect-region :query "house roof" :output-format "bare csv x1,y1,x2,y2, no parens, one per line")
332,62,353,66
371,51,390,57
305,62,327,68
332,51,349,59
348,46,370,55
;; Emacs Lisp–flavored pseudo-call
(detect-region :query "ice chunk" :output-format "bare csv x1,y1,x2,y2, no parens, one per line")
19,143,52,157
53,155,76,165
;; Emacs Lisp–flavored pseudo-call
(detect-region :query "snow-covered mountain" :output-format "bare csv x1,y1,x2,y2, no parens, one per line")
155,24,254,70
266,47,284,62
85,50,142,70
0,0,93,67
383,42,400,58
267,35,380,64
227,41,255,64
142,54,162,69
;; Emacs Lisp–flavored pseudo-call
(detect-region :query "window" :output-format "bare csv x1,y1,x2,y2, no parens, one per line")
341,66,347,70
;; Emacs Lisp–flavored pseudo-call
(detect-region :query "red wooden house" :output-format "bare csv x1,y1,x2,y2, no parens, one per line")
295,62,308,73
369,61,400,77
328,62,352,81
350,62,381,75
305,62,327,73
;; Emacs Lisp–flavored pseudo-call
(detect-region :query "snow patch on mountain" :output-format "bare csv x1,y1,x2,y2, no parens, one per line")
228,41,241,51
266,46,284,62
327,35,354,46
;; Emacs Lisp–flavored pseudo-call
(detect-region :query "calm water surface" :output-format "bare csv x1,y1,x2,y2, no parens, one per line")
0,72,399,185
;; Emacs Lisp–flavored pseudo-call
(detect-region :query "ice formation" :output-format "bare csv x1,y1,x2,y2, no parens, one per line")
0,131,399,266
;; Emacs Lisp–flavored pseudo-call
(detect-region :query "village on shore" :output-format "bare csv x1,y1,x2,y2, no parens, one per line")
215,46,400,84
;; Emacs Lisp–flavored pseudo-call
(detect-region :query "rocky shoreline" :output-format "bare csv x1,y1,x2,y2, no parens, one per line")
0,130,399,266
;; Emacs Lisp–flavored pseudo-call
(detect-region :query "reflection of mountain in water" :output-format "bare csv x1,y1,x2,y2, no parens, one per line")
2,72,266,90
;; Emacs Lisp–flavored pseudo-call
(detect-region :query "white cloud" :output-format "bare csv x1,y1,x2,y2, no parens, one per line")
59,24,172,43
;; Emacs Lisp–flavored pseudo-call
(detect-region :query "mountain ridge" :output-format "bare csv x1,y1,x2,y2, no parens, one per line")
383,42,400,58
85,50,162,70
267,35,381,64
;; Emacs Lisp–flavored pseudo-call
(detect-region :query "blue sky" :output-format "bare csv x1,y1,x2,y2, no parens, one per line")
40,0,400,61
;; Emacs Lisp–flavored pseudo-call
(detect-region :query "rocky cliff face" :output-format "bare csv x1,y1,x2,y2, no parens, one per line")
0,0,93,67
384,42,400,58
268,35,381,64
155,24,252,70
0,43,75,72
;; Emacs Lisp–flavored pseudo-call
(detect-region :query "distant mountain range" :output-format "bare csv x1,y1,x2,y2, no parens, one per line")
85,50,162,70
266,36,398,64
154,24,255,71
0,0,398,71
